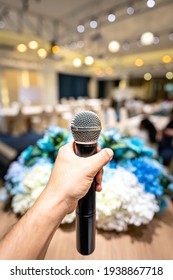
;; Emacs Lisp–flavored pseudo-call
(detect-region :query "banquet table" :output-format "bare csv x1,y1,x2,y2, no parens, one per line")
0,107,20,134
0,202,173,260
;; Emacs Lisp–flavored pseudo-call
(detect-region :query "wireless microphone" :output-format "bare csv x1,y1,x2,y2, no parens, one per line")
71,111,102,255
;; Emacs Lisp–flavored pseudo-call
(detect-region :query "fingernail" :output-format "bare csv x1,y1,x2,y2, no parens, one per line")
106,148,114,159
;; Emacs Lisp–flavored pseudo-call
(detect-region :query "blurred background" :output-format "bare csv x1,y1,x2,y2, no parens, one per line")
0,0,173,177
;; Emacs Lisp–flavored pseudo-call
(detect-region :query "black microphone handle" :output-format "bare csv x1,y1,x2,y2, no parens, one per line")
74,142,97,255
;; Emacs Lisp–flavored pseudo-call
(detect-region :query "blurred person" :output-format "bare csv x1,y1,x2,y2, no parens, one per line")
139,117,157,144
0,142,113,260
158,109,173,166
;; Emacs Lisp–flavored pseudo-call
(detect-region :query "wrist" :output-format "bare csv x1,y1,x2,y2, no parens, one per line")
32,185,72,229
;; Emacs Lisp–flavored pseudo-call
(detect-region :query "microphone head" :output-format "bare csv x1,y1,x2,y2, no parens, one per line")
71,111,102,143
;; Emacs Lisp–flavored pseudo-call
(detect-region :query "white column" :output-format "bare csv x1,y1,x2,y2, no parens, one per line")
39,65,59,105
88,77,98,98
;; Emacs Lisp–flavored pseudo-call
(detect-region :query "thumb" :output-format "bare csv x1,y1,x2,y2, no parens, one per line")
88,148,113,174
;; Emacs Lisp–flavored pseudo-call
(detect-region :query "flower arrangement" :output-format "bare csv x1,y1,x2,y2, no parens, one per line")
101,128,173,202
1,126,173,232
96,167,159,231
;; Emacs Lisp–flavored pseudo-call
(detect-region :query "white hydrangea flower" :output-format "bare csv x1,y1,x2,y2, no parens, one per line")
61,212,76,224
22,164,52,190
0,188,9,202
11,163,52,215
10,162,76,224
96,167,159,232
10,164,159,231
12,193,34,215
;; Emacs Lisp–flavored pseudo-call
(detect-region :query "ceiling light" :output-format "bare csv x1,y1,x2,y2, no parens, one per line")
162,55,172,63
140,32,154,45
77,24,85,33
37,48,47,58
95,68,102,76
127,7,134,15
108,40,120,52
77,41,84,48
28,40,38,50
90,20,97,29
135,58,144,67
17,43,27,52
147,0,155,8
153,36,160,44
166,72,173,80
69,42,77,49
169,32,173,41
108,13,116,22
123,41,130,50
106,67,113,75
85,56,94,65
73,58,82,67
52,45,60,54
144,73,152,81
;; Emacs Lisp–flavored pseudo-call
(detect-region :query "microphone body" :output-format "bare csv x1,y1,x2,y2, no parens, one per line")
71,111,101,255
75,143,97,255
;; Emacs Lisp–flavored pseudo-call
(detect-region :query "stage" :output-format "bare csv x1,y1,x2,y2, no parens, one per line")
0,202,173,260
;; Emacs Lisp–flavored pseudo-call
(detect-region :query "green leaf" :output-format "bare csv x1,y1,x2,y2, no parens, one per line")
122,150,137,159
112,142,127,150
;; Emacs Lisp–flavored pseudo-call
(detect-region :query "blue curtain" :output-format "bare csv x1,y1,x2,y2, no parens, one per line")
98,80,120,98
98,80,106,98
59,73,89,99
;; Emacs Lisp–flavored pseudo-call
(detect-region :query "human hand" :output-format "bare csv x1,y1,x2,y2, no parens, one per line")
44,142,113,214
4,141,113,259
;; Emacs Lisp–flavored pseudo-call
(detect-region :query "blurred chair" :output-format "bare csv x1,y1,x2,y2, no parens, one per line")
55,104,73,129
21,105,43,132
41,105,56,129
0,103,20,134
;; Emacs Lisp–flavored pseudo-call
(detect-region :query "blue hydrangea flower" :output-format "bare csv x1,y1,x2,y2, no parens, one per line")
123,137,144,154
34,157,53,165
102,166,116,183
123,137,155,157
4,161,28,194
140,156,163,171
120,157,164,197
168,183,173,191
98,137,104,148
157,196,169,214
10,184,27,195
66,132,74,143
101,128,122,142
37,134,54,152
48,126,66,138
141,146,156,157
107,160,117,169
5,158,53,196
19,146,33,162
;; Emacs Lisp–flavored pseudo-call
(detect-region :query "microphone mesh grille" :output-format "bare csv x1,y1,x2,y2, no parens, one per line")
71,111,101,143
